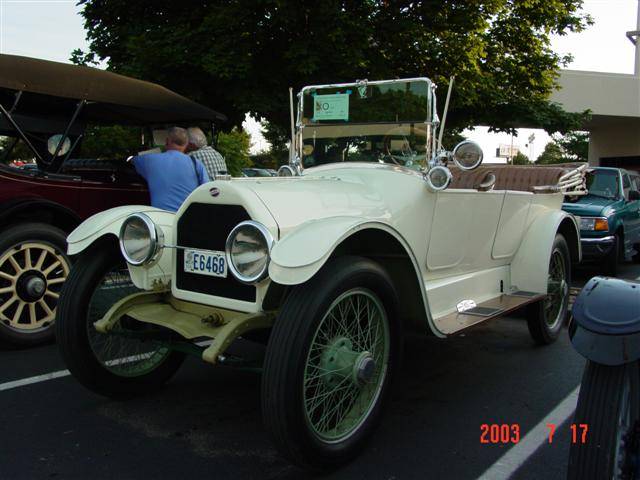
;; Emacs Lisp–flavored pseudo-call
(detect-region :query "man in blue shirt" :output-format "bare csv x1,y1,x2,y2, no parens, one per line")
133,127,209,212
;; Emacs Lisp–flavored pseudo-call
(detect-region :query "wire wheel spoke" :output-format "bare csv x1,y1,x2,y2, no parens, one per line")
303,288,390,443
87,265,170,377
544,251,566,326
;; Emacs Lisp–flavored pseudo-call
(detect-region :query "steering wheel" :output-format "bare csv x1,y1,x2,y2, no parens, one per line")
382,128,427,166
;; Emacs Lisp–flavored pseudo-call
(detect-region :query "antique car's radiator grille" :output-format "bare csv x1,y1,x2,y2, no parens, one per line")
175,203,256,302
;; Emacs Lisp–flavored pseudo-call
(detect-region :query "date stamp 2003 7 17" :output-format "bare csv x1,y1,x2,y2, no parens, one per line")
479,423,588,444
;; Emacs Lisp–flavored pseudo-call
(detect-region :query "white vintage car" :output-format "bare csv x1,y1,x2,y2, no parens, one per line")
56,78,584,469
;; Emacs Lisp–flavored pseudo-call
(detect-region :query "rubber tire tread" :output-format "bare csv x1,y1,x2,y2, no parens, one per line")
568,361,640,480
526,233,571,345
56,242,184,399
602,233,620,277
0,222,70,347
261,256,400,471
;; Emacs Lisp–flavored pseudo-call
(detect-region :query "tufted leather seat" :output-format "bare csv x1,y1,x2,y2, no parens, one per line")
449,165,569,192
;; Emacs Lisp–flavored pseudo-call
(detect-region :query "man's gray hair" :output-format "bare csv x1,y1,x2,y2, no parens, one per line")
166,126,189,147
187,127,208,149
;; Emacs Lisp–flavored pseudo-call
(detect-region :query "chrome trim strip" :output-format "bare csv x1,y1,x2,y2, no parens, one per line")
581,236,615,244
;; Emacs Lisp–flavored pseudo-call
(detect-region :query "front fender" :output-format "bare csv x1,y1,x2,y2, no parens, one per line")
67,205,175,290
569,276,640,365
269,216,415,286
510,210,580,294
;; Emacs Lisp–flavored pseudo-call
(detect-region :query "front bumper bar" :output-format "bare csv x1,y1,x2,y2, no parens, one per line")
94,291,274,364
581,235,615,259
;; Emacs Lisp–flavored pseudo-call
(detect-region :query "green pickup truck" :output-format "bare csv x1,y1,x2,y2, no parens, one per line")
563,167,640,276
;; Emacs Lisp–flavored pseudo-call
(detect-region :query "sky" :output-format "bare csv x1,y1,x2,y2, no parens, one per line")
0,0,638,158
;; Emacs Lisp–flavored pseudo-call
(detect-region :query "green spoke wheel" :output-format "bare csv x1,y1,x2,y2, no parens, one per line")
527,233,571,345
262,256,400,470
303,289,390,443
56,241,184,398
85,265,172,378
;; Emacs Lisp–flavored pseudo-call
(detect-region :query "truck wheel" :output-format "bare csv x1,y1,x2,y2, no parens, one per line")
56,241,184,399
568,361,640,480
0,223,70,347
602,233,621,276
262,256,400,470
526,233,570,345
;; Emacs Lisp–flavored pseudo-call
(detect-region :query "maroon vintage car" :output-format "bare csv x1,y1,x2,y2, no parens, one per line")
0,54,225,346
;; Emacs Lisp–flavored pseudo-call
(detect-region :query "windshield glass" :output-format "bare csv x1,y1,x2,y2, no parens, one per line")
586,170,619,199
299,79,432,169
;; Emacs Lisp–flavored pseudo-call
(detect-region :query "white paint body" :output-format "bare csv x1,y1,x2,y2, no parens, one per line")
68,162,579,337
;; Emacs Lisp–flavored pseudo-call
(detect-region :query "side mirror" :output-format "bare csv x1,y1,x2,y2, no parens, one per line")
629,190,640,201
47,134,71,157
452,140,483,170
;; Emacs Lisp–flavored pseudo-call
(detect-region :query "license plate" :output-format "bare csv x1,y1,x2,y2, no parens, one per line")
183,249,227,278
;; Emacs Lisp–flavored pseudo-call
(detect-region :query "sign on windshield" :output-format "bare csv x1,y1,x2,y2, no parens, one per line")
301,79,432,125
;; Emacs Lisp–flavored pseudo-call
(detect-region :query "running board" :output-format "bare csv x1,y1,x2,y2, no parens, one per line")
436,292,546,335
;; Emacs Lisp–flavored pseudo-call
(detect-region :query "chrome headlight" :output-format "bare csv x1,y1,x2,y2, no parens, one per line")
425,165,452,191
452,140,483,170
225,221,274,284
119,213,164,266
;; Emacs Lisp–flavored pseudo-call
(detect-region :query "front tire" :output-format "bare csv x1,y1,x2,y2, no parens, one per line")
527,233,571,345
56,241,184,398
568,361,640,480
262,256,400,470
602,233,622,276
0,223,70,347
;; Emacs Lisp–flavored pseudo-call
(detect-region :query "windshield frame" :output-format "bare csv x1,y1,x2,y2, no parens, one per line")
294,78,437,172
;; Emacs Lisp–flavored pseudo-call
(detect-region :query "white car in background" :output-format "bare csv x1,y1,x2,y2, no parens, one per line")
56,78,585,469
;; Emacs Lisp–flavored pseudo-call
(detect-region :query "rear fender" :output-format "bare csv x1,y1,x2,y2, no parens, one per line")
510,210,580,294
67,205,174,290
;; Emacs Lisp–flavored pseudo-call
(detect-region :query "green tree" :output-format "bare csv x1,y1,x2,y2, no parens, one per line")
74,0,591,138
0,137,36,163
217,128,252,176
536,142,565,164
512,151,531,165
555,131,589,162
78,125,142,159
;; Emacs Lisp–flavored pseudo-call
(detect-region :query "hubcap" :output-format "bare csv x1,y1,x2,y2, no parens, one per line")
0,242,69,332
303,288,390,443
544,250,567,328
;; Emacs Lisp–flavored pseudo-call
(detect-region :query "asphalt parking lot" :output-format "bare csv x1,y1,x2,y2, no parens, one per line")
1,263,638,480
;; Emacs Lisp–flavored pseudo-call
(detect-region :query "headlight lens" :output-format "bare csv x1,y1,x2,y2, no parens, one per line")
225,221,274,283
580,217,609,231
452,140,484,170
119,213,163,266
425,165,452,191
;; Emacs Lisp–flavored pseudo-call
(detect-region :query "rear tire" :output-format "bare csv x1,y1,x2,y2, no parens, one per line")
0,223,70,347
527,234,571,345
262,256,401,470
56,241,184,398
568,361,640,480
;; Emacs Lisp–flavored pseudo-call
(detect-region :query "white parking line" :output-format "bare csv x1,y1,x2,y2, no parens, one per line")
0,369,70,392
478,386,580,480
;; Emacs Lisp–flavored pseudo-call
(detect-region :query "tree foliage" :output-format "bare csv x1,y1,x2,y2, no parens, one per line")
217,128,252,176
74,0,591,143
535,130,589,164
555,131,589,162
536,141,565,164
512,151,531,165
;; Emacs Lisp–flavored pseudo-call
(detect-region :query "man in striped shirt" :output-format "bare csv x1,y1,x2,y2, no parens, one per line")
186,127,228,180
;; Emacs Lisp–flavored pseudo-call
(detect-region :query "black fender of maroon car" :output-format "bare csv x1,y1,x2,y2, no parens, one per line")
0,196,81,232
569,276,640,366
